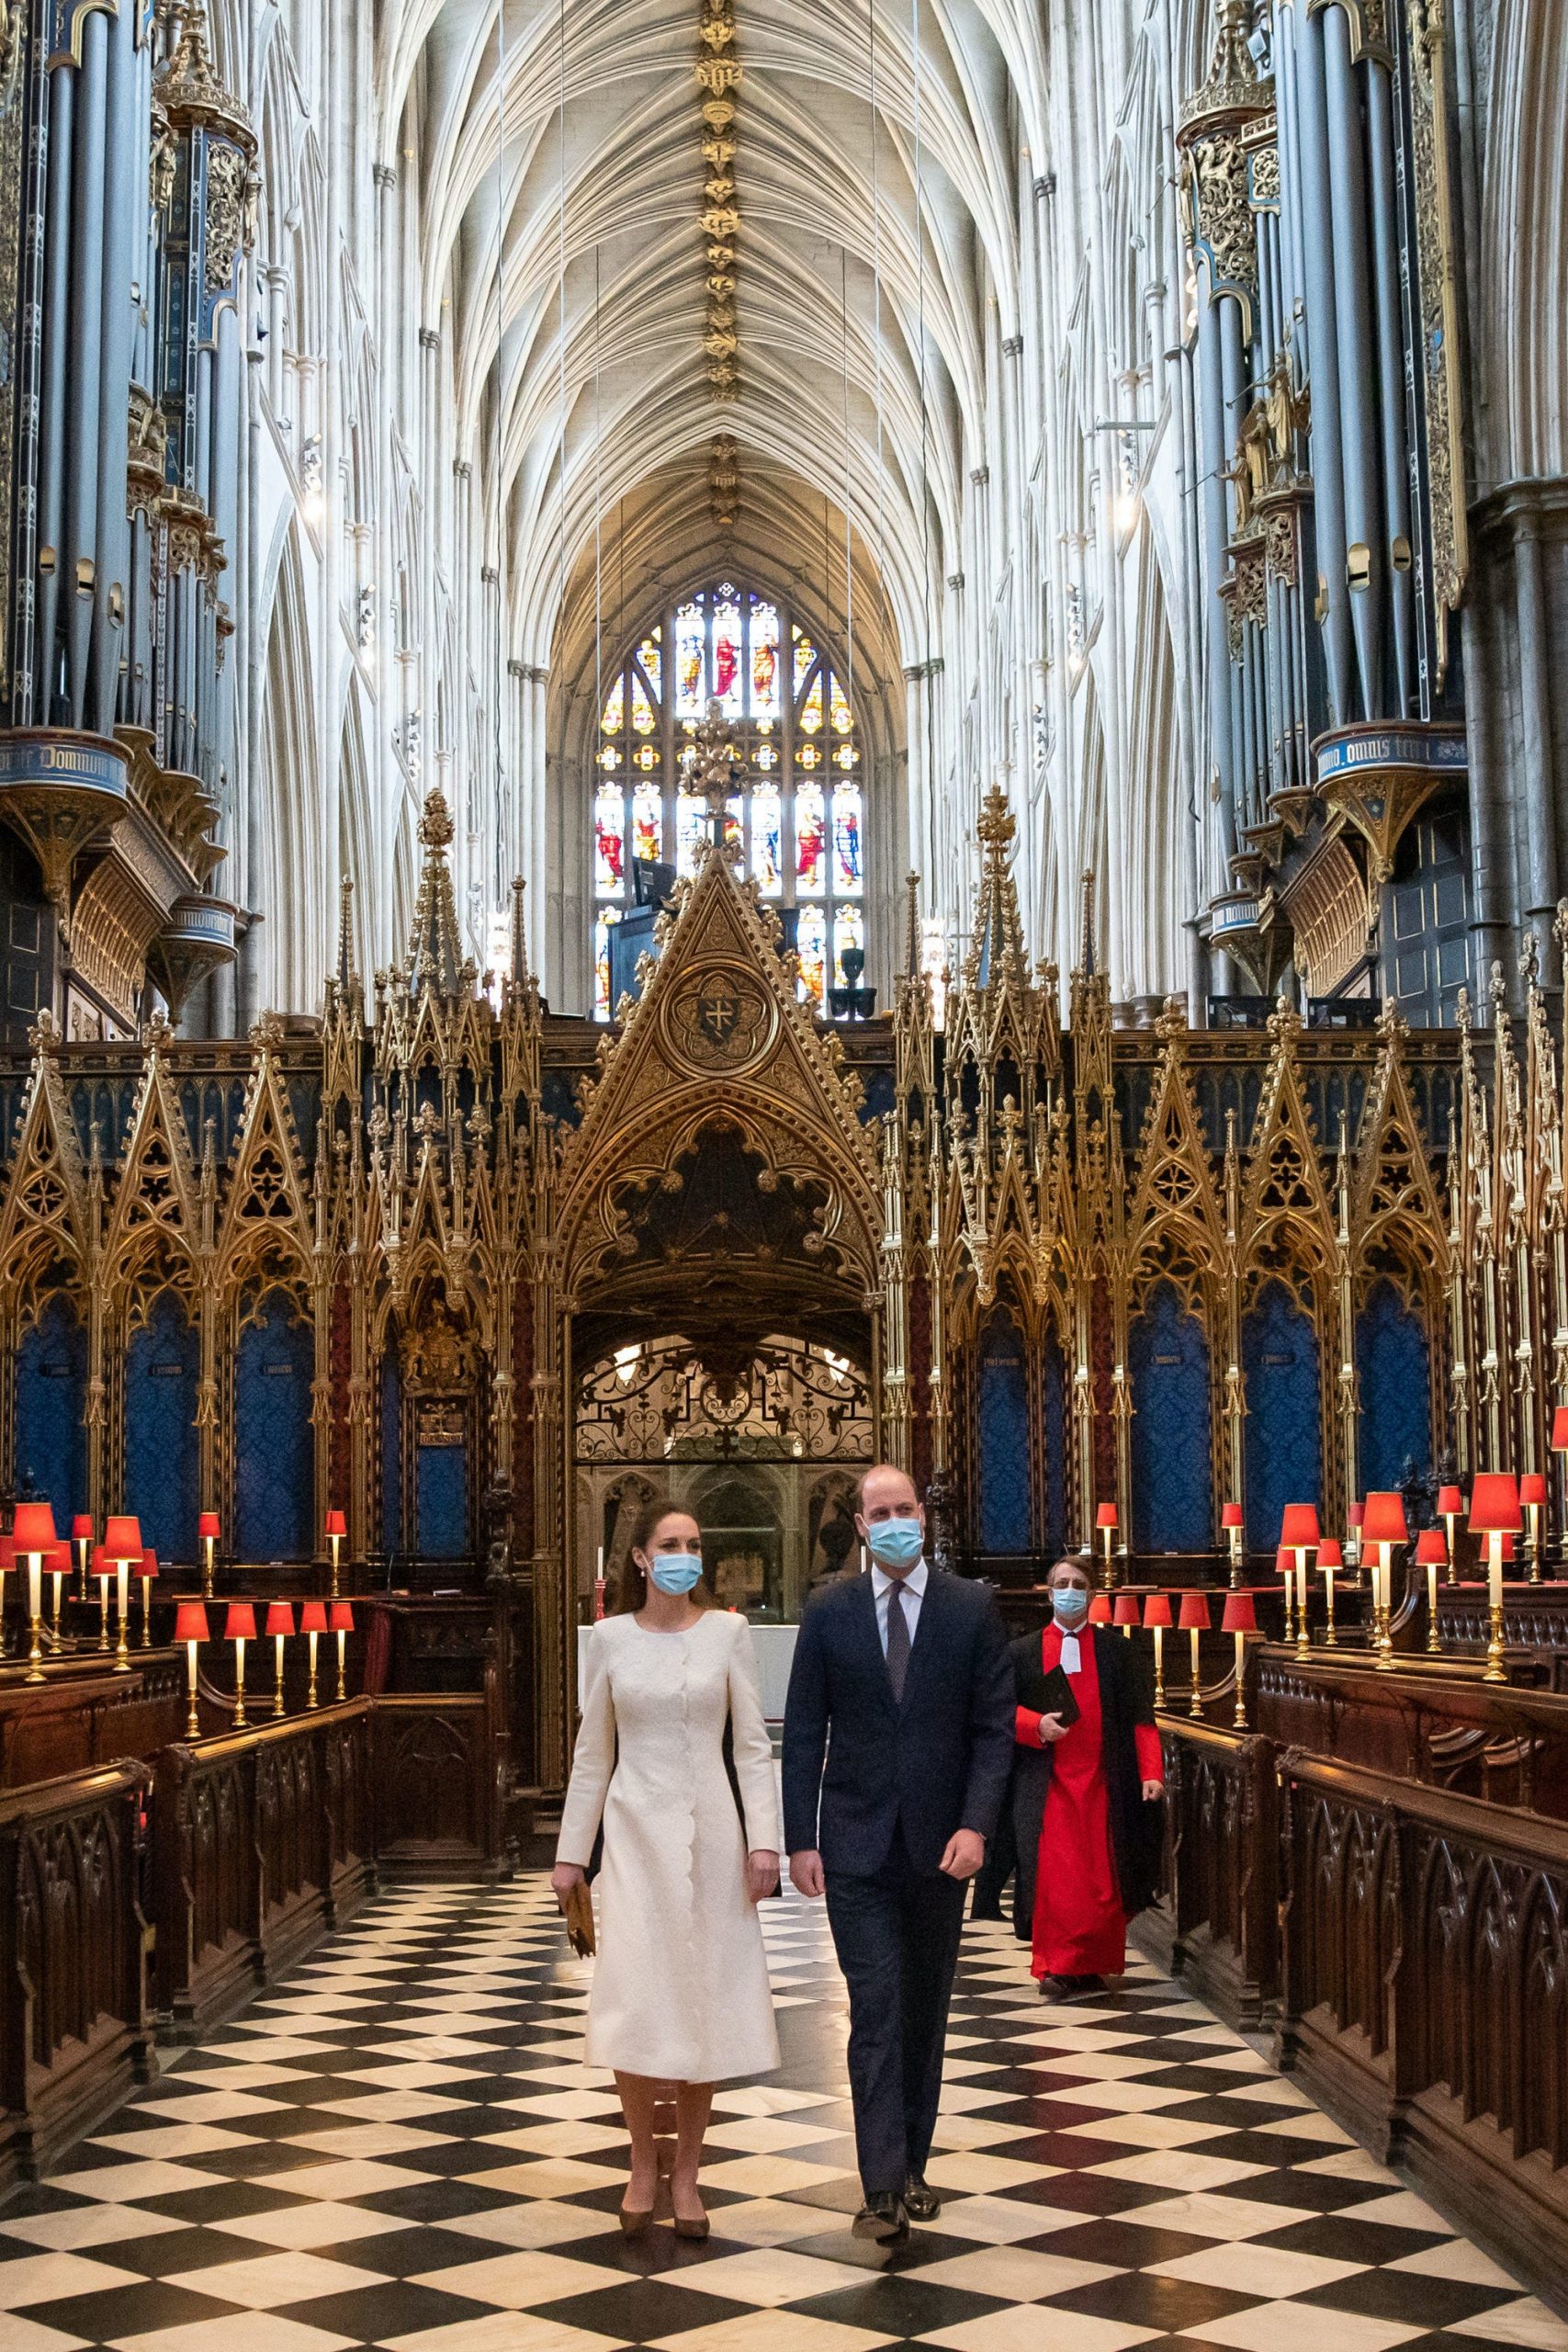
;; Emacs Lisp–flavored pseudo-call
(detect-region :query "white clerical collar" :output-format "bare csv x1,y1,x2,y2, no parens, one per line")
871,1555,929,1600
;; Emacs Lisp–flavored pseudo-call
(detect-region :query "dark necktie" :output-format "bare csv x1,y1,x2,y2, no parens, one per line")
886,1579,911,1702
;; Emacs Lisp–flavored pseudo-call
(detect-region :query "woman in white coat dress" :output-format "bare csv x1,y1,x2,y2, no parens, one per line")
552,1499,781,2238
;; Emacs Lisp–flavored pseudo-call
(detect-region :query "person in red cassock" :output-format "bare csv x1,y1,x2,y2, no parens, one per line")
1009,1556,1165,1999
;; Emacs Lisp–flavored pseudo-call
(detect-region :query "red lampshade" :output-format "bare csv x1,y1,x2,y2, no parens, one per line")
1112,1594,1141,1626
299,1600,329,1634
1274,1545,1292,1575
1143,1592,1173,1628
1221,1591,1257,1634
1346,1501,1366,1530
104,1514,141,1560
71,1513,93,1539
1437,1485,1464,1516
0,1534,13,1570
329,1601,354,1633
1280,1503,1320,1548
1095,1502,1118,1530
139,1547,158,1579
197,1510,220,1540
1221,1502,1244,1530
1178,1590,1212,1630
1316,1539,1344,1570
175,1600,209,1644
1087,1593,1112,1623
1361,1491,1408,1546
13,1501,56,1550
1469,1473,1522,1534
89,1542,105,1573
49,1540,71,1569
1520,1471,1548,1507
324,1509,348,1537
265,1600,295,1637
1414,1528,1448,1565
224,1601,256,1642
1553,1408,1568,1453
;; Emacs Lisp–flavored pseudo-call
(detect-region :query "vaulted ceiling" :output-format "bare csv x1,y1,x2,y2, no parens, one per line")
378,0,1040,707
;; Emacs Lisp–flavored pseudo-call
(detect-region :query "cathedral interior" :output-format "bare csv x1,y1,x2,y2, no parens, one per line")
0,0,1567,2344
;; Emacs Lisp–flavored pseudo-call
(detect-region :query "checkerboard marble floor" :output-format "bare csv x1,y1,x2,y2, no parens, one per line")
4,1879,1565,2352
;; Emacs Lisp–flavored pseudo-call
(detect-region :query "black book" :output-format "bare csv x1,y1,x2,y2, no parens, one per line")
1037,1661,1081,1727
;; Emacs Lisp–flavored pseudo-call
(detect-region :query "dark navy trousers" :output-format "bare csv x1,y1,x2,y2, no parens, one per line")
824,1832,967,2197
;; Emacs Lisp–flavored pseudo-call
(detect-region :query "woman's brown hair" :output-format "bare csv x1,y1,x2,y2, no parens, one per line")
609,1496,710,1613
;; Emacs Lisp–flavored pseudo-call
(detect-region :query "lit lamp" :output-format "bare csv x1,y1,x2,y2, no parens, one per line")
1317,1539,1343,1645
324,1508,347,1600
1280,1504,1319,1656
1553,1410,1568,1566
265,1600,295,1716
0,1534,11,1655
1112,1593,1140,1639
1520,1471,1547,1583
48,1540,69,1641
1275,1544,1296,1645
330,1600,354,1701
175,1600,209,1736
1469,1473,1521,1684
1436,1485,1464,1585
103,1516,141,1675
1095,1503,1118,1587
300,1599,328,1707
14,1501,56,1684
1346,1498,1365,1580
71,1513,93,1601
1221,1501,1244,1588
1144,1592,1171,1707
1361,1491,1407,1668
1415,1526,1447,1652
91,1544,111,1651
1222,1589,1257,1727
197,1510,220,1600
1088,1590,1112,1625
1179,1590,1211,1718
137,1547,158,1647
224,1600,256,1727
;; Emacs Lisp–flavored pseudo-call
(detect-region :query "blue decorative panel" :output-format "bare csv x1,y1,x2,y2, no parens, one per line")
235,1289,313,1562
1043,1331,1067,1561
125,1294,199,1563
1242,1279,1321,1550
416,1440,468,1559
978,1311,1031,1554
1358,1278,1431,1495
16,1296,86,1515
381,1351,402,1555
1130,1282,1213,1553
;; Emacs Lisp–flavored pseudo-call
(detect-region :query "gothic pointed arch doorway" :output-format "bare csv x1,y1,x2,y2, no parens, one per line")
534,843,890,1787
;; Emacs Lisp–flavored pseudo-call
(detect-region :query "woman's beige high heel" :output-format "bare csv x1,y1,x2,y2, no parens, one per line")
672,2208,709,2242
619,2201,654,2237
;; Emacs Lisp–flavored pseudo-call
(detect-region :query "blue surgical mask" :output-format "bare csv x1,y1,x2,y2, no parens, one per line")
1052,1586,1089,1626
649,1551,703,1596
866,1517,924,1571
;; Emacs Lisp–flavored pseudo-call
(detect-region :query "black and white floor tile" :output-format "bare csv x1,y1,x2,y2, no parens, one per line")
3,1880,1564,2352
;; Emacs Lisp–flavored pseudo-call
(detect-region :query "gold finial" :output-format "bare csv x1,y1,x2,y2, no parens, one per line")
976,785,1016,851
419,788,456,852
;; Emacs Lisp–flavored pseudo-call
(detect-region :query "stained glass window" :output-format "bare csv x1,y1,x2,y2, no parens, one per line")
592,588,868,1016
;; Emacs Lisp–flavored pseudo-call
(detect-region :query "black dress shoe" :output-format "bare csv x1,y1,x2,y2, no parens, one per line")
904,2175,941,2222
852,2192,909,2245
1040,1972,1078,2001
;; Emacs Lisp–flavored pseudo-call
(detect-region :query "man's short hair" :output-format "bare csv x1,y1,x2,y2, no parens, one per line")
857,1461,921,1509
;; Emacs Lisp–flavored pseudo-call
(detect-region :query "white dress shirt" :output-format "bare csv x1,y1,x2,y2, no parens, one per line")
870,1555,929,1656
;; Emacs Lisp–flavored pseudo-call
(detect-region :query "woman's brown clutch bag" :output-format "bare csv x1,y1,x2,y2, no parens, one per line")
561,1877,596,1959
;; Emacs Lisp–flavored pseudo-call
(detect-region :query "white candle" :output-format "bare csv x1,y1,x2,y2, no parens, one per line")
1427,1559,1438,1624
1488,1532,1503,1615
26,1553,41,1625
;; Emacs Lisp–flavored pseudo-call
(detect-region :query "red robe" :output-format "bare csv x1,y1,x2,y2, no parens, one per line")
1015,1623,1164,1978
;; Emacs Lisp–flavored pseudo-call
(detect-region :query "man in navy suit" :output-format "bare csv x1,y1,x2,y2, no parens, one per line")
783,1462,1014,2245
